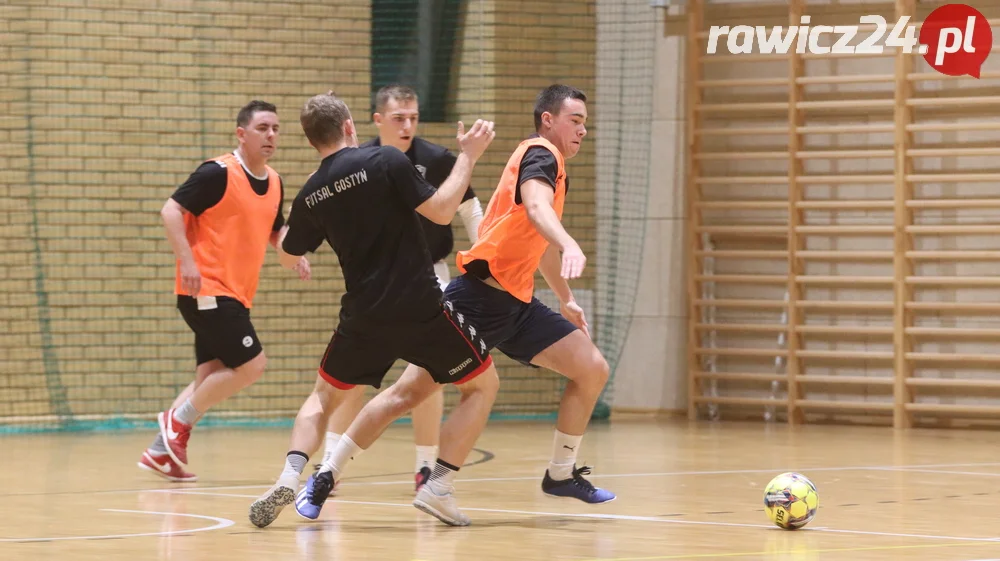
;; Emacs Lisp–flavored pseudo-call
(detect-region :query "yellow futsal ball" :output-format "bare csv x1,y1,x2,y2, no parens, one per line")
763,472,819,529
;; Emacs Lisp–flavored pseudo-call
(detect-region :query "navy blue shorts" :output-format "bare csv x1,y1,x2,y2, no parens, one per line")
442,274,579,366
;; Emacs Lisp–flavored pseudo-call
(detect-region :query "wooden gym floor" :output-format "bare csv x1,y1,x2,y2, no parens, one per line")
2,419,1000,560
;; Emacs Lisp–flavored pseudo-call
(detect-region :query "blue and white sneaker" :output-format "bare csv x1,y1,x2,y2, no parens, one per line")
295,471,335,520
541,465,616,504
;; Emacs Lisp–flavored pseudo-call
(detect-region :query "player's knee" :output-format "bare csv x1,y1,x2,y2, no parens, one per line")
457,365,499,398
386,385,426,415
477,367,500,396
583,351,610,390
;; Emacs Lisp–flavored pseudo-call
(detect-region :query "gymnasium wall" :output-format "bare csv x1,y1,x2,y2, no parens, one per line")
0,0,600,425
611,9,688,414
683,0,1000,426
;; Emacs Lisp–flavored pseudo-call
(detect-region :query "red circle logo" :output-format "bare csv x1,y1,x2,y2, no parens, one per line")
920,4,992,77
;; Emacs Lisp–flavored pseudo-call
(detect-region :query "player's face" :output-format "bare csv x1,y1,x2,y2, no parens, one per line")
374,98,419,153
238,111,280,161
549,98,587,159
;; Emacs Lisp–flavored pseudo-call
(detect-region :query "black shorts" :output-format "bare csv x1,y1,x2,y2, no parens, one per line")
442,274,578,366
176,295,263,369
318,304,493,389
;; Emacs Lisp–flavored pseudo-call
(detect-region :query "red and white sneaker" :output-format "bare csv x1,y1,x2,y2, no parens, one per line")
158,409,193,467
137,449,198,482
415,466,432,493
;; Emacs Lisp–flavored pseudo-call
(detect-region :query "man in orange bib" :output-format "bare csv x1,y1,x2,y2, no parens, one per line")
450,84,615,503
136,101,310,482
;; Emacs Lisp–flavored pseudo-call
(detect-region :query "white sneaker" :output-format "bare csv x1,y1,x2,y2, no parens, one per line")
249,480,297,528
413,485,471,526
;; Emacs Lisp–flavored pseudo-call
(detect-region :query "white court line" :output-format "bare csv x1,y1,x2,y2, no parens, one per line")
0,509,234,543
888,469,1000,478
162,490,1000,544
149,460,1000,495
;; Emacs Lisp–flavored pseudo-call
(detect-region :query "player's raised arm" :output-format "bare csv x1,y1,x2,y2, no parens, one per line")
414,120,495,225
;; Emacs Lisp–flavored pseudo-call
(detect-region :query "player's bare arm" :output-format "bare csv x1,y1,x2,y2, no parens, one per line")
274,225,312,280
415,119,496,225
270,225,310,281
161,197,201,296
521,178,586,279
539,244,590,337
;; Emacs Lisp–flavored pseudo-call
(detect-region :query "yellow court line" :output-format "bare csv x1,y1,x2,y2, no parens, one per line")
575,539,996,561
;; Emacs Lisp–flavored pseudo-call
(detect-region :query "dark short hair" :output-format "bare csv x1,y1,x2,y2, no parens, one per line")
533,85,587,131
236,100,277,128
300,91,353,147
374,84,418,114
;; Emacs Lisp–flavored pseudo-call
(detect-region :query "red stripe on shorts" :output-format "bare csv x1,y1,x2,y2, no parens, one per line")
317,330,356,389
318,366,357,390
454,355,493,385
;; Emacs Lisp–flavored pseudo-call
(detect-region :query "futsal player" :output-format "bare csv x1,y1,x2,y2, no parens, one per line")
445,84,615,503
248,92,498,528
137,100,311,482
318,84,484,492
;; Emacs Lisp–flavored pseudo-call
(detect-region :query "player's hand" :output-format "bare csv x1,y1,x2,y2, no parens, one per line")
294,256,311,281
561,300,591,339
456,119,496,162
180,258,202,296
560,243,586,280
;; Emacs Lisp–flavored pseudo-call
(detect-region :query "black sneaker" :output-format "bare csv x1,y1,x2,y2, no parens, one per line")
541,465,616,504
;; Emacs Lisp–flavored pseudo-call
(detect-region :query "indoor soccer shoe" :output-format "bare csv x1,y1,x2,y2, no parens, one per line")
295,471,335,520
249,480,297,528
137,449,197,482
413,485,471,526
541,465,616,504
157,408,193,467
415,466,432,493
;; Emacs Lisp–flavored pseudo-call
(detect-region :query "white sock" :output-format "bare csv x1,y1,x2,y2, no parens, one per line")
320,434,363,481
426,459,459,495
322,432,342,465
548,430,582,480
279,451,308,485
415,445,438,472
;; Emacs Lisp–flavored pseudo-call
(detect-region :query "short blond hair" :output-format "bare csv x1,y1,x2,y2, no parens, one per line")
300,91,352,147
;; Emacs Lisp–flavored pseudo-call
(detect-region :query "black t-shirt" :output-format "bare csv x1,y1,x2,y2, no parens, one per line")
361,137,475,262
171,156,286,231
282,145,443,323
466,141,568,280
514,144,568,203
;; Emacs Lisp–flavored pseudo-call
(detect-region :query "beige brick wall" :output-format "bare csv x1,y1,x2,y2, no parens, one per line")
1,0,596,423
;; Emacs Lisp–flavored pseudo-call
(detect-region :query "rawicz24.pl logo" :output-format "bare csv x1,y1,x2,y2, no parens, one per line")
706,3,993,78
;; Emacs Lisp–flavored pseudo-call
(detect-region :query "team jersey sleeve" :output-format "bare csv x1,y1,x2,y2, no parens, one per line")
271,177,286,232
170,161,228,215
516,146,558,189
280,190,326,256
514,146,559,204
383,146,436,210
